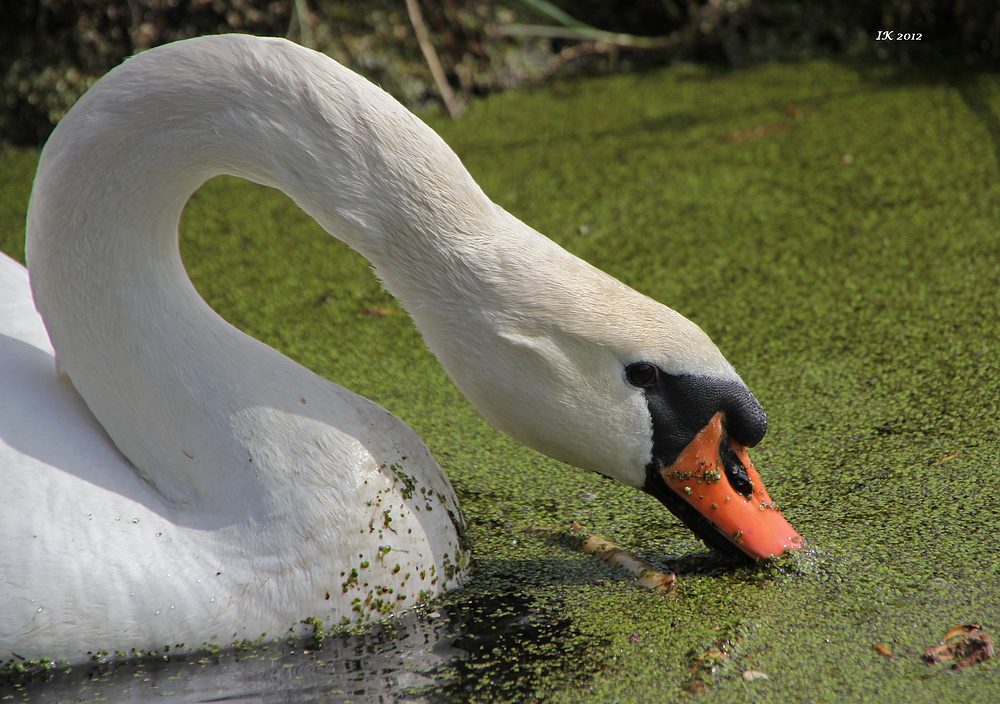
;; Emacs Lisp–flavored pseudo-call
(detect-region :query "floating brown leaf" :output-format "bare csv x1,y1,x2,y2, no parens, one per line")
923,624,995,670
872,643,898,660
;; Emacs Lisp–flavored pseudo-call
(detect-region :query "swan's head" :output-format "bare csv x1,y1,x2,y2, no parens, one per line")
407,229,802,563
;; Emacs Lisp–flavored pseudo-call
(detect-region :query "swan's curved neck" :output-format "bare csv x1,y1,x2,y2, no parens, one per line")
32,37,499,297
25,37,520,510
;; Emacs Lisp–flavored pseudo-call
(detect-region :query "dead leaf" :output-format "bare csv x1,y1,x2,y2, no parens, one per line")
873,643,898,660
923,624,995,670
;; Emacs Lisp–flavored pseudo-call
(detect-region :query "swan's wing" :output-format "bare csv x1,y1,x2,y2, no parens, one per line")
1,254,181,654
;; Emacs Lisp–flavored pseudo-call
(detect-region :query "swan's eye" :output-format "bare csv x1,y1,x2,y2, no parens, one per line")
625,362,658,387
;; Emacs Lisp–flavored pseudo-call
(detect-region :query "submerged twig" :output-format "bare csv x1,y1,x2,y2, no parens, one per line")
526,521,677,593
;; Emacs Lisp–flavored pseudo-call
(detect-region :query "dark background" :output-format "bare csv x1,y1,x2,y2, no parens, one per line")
2,0,998,145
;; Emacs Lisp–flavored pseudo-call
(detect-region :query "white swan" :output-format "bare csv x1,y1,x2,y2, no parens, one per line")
0,34,800,665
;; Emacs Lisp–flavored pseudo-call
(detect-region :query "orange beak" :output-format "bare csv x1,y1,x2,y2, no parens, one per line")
659,412,801,560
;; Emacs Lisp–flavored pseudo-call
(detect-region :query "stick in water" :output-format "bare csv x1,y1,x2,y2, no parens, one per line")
526,521,677,593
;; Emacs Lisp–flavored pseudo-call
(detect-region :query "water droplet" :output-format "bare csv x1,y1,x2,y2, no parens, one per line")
131,518,140,524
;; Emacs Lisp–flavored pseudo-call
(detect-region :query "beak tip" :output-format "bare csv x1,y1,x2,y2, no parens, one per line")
735,517,803,560
656,412,803,562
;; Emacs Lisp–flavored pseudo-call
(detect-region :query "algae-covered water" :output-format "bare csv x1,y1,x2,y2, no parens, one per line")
2,60,998,702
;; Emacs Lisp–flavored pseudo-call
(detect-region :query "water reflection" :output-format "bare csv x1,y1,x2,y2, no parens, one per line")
3,591,607,703
421,592,608,703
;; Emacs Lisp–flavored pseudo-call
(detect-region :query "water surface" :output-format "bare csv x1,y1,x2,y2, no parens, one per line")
2,60,998,702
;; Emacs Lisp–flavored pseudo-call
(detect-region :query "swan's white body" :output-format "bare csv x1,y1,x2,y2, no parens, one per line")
1,247,465,663
0,34,771,665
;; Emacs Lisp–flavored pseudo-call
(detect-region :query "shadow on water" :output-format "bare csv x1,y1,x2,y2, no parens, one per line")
416,591,608,704
955,77,1000,173
1,591,608,704
849,60,1000,172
